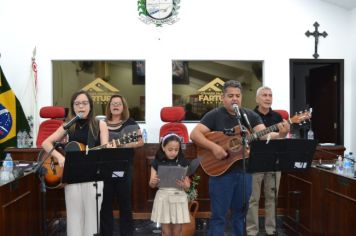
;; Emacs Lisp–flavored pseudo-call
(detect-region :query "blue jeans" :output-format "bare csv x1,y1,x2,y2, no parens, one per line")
208,170,252,236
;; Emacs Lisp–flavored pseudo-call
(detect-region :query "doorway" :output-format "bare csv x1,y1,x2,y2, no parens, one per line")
290,59,344,144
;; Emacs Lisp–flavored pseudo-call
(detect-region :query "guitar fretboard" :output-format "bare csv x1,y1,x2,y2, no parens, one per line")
247,117,294,142
247,124,279,142
91,132,141,150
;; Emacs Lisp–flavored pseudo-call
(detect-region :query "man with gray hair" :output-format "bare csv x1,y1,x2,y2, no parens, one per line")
246,86,284,236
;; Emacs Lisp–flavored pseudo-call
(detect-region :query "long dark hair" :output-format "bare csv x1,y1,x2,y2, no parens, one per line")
68,90,98,137
155,133,184,163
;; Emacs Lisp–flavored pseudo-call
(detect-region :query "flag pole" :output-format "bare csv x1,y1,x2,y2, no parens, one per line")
31,46,38,147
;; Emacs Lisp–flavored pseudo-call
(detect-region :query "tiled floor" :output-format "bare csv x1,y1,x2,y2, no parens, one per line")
132,217,288,236
53,216,289,235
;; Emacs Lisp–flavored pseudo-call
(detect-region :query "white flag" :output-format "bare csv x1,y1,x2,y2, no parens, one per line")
20,47,38,147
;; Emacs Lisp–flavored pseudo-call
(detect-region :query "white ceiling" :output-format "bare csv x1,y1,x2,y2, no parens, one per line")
321,0,356,9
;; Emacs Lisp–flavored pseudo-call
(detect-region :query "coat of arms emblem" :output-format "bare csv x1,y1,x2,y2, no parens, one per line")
138,0,180,27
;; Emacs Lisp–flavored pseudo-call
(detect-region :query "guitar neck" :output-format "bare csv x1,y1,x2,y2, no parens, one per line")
247,120,291,142
90,139,125,150
90,134,142,150
90,143,111,150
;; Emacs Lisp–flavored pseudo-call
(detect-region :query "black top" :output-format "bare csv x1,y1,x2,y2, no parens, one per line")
201,106,263,132
68,119,100,147
253,107,282,128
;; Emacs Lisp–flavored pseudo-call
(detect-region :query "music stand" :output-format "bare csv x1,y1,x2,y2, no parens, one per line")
62,148,130,236
247,139,317,236
247,139,317,173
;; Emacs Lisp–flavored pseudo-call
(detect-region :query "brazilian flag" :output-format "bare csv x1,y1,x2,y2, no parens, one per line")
0,66,30,160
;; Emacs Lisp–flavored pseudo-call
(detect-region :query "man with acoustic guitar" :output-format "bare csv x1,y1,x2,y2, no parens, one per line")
246,86,284,236
190,80,289,236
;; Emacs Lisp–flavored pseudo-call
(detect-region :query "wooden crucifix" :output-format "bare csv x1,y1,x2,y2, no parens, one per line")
305,22,328,59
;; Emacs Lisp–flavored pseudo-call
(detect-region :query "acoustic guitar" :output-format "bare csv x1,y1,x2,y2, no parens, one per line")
38,132,140,188
197,111,311,176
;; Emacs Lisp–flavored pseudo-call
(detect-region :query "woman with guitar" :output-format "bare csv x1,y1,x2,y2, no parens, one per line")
42,90,109,236
100,94,144,236
190,80,290,236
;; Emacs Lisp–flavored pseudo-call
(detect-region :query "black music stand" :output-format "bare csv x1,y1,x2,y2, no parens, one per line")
62,148,130,236
247,139,317,173
247,139,317,236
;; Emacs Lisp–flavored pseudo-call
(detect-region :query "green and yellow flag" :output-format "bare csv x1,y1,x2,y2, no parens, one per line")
0,66,30,159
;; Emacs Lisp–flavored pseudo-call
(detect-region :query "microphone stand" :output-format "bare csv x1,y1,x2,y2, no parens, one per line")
34,129,68,236
233,107,249,236
35,144,59,236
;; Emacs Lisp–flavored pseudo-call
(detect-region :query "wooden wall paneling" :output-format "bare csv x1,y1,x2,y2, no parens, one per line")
284,171,313,236
277,173,288,214
132,144,158,218
309,168,326,235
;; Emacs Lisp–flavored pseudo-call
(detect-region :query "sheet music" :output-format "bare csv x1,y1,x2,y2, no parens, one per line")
157,165,188,188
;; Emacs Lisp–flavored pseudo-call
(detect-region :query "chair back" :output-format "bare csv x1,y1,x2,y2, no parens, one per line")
36,106,66,147
159,106,189,143
274,109,289,120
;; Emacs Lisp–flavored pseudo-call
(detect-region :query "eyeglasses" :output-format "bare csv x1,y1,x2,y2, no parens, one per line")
74,101,89,107
110,102,123,107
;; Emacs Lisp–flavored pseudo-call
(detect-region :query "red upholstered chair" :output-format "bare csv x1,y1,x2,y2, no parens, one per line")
159,106,189,143
273,109,289,120
36,106,66,147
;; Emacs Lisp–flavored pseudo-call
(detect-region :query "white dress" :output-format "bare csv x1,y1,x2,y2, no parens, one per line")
151,187,190,224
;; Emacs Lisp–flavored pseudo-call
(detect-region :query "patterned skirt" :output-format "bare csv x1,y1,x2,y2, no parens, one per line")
151,188,190,224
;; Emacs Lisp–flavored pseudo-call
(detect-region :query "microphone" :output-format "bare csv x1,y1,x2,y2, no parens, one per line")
243,113,253,133
63,113,83,130
232,104,241,119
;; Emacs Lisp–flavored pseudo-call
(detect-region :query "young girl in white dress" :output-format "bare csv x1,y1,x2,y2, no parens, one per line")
149,133,191,236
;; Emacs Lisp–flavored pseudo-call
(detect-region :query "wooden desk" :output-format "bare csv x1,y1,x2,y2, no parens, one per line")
4,147,65,235
281,143,351,235
314,144,345,160
283,166,356,236
0,172,40,236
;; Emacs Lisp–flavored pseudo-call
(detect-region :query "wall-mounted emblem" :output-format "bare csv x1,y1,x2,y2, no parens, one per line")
138,0,180,27
197,78,225,104
81,78,119,105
